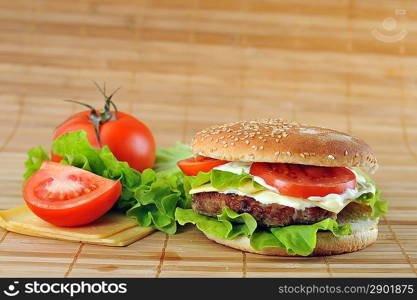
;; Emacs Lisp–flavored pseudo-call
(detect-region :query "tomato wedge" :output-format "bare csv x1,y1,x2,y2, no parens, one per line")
250,162,356,199
24,161,122,227
177,156,228,176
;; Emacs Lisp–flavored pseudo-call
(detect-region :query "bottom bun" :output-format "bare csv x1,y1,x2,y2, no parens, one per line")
205,202,379,256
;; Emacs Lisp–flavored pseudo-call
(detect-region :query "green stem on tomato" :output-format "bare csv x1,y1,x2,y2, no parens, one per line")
63,82,122,147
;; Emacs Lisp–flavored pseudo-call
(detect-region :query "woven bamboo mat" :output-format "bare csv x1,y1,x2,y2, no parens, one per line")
0,0,416,278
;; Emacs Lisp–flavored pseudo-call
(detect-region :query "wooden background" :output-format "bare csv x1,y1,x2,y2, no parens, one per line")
0,0,416,277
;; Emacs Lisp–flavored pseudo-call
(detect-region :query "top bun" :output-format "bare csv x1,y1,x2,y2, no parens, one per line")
190,119,378,172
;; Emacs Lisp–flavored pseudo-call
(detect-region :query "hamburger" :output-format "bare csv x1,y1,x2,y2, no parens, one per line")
175,119,387,256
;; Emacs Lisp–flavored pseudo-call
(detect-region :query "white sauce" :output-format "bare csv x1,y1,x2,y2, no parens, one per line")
213,161,250,174
206,161,376,212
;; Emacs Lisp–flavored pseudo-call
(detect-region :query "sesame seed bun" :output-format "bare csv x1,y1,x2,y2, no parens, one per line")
191,119,378,172
205,202,379,256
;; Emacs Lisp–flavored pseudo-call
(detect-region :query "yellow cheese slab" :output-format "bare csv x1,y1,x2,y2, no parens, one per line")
0,206,137,239
0,206,155,246
6,222,155,246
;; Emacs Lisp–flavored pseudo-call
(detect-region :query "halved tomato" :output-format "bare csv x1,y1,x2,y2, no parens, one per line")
177,156,228,176
24,161,122,227
250,162,356,199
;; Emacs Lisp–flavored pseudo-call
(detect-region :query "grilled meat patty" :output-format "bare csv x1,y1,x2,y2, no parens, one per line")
192,192,336,227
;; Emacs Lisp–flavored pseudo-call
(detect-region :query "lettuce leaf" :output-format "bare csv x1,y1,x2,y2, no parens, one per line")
23,130,193,234
192,170,264,193
265,218,352,256
126,169,193,234
176,206,257,239
355,188,387,217
154,142,192,176
353,169,388,217
23,146,50,181
176,207,351,256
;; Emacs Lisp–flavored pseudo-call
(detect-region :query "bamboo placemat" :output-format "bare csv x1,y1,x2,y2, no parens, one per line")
0,0,416,278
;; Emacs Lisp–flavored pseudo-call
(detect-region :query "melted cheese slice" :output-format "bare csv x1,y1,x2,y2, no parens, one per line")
0,206,155,246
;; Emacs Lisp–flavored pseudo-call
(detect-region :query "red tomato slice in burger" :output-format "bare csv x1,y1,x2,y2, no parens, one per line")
24,161,122,227
177,156,228,176
250,162,356,199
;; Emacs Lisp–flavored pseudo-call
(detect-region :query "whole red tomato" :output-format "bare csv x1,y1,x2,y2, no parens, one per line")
52,89,155,172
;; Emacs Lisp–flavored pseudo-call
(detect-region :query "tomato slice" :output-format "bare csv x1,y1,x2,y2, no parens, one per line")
250,163,356,199
177,156,228,176
24,161,122,227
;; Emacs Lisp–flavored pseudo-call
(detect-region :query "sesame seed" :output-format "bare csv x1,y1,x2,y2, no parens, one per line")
259,146,264,150
344,150,348,156
328,154,335,160
300,153,305,158
251,145,258,150
245,140,250,145
282,132,288,137
274,151,280,156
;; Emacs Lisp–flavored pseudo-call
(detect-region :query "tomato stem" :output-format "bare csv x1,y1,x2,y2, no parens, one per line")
63,82,122,148
91,115,102,147
109,99,119,120
93,81,120,121
63,100,99,118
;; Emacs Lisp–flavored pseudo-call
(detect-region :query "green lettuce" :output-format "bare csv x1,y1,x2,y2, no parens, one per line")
355,188,387,218
126,169,193,234
176,207,352,256
353,169,388,217
175,206,257,239
23,130,193,234
23,146,50,181
192,169,264,193
154,142,193,176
